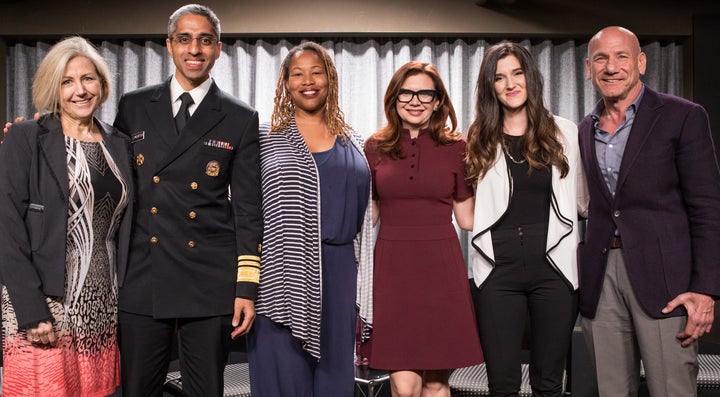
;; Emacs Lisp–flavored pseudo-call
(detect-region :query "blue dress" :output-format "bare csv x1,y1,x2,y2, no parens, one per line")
248,136,370,397
313,137,370,395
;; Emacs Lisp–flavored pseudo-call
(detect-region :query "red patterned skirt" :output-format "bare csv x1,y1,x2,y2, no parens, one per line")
2,286,120,397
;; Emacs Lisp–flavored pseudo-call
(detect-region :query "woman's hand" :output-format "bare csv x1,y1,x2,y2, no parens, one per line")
26,321,57,346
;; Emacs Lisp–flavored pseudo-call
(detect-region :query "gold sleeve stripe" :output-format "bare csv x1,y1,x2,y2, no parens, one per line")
238,255,260,262
238,260,260,268
237,267,260,283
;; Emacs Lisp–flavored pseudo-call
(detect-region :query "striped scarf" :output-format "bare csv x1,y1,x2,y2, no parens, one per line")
255,119,373,359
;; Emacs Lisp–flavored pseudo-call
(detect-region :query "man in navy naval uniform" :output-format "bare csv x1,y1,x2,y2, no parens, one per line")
113,4,262,396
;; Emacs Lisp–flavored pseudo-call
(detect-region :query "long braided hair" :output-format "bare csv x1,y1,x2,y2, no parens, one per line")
270,41,351,138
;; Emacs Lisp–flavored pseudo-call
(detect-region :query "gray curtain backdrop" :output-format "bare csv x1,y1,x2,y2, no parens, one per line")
6,37,682,259
7,37,682,136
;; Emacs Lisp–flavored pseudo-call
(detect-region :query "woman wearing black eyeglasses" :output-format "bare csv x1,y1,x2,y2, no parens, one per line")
363,61,482,397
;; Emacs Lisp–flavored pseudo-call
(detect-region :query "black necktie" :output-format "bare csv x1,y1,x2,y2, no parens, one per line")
174,92,194,134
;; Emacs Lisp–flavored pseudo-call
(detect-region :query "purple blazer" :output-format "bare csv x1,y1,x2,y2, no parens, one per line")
578,86,720,319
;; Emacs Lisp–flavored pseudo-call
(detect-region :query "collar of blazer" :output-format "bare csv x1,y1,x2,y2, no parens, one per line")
97,120,133,191
36,115,69,200
149,78,228,173
613,87,662,195
583,86,664,201
36,114,132,201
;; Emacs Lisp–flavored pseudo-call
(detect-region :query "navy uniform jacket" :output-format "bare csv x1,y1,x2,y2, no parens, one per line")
0,115,134,328
578,87,720,319
114,77,262,318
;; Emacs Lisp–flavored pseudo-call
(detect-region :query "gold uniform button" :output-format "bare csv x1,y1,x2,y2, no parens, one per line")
150,207,158,215
153,176,160,183
188,211,197,219
190,182,198,190
150,236,158,244
188,241,196,248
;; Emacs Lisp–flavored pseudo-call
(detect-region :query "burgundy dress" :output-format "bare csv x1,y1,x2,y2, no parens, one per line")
364,129,483,370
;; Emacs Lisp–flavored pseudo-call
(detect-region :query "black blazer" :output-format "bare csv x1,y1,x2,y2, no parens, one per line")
113,78,262,318
0,115,134,328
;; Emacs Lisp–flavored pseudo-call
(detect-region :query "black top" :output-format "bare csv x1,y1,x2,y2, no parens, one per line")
78,141,124,207
494,134,552,230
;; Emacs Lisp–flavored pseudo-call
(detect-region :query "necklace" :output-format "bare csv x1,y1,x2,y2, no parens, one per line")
502,137,526,164
505,149,527,164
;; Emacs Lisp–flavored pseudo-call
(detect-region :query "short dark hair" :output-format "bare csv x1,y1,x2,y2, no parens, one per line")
168,4,221,39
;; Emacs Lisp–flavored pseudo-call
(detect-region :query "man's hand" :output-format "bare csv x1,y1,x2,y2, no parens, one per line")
663,291,715,346
3,113,40,137
230,297,256,339
4,117,25,136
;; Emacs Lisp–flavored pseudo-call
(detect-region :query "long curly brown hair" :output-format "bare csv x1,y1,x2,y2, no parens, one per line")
270,41,351,137
371,61,461,160
466,42,568,182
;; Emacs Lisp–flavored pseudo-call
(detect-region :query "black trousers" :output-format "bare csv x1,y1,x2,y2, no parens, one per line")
118,311,232,397
471,223,578,397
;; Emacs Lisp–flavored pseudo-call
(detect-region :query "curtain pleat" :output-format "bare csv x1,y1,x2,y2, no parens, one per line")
7,37,682,138
5,36,682,271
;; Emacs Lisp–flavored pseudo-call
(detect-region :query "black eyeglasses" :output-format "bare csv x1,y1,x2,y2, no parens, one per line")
397,89,438,104
171,34,218,47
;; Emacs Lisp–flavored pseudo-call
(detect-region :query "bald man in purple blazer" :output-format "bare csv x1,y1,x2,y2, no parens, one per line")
578,26,720,397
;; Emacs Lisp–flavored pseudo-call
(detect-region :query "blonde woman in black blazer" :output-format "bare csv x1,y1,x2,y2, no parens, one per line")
0,36,133,396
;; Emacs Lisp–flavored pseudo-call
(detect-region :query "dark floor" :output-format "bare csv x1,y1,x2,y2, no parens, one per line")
73,329,720,396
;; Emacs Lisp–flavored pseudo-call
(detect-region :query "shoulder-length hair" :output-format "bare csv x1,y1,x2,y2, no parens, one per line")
270,41,351,138
465,42,568,182
32,36,112,115
372,61,460,160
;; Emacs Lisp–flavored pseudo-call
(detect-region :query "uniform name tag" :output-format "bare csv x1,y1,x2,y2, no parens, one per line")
131,131,145,143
